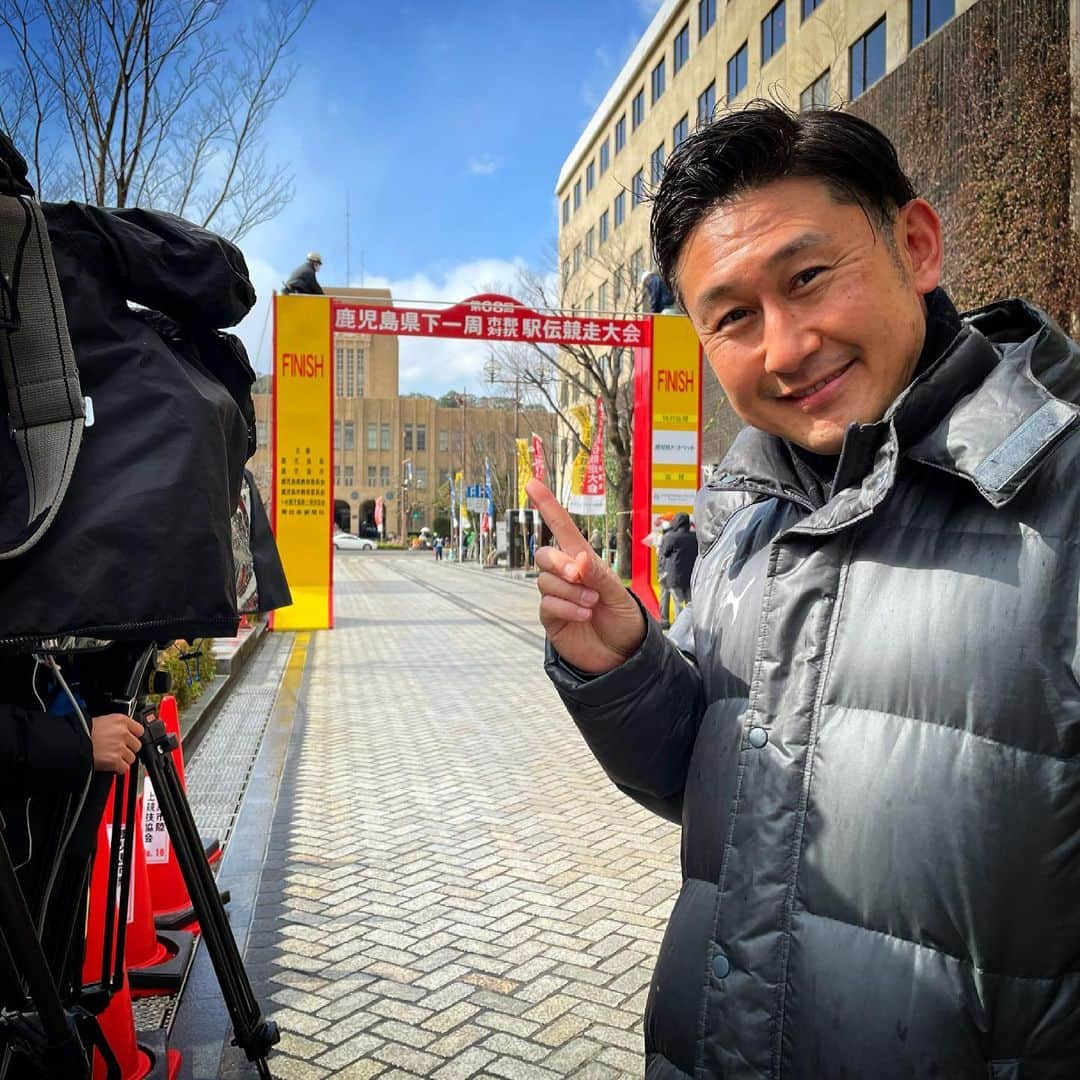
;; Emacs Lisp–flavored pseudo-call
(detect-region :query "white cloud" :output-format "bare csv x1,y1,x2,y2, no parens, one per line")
467,155,500,176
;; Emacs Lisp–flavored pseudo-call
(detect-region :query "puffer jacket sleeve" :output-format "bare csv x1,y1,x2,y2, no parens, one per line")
0,704,93,799
545,603,704,823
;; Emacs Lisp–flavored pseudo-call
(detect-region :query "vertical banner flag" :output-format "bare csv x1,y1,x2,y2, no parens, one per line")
530,433,546,484
483,457,494,533
568,403,592,512
271,294,332,630
568,398,606,514
374,496,384,530
516,438,531,525
455,470,468,529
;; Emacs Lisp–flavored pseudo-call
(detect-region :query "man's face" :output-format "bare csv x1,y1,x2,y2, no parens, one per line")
677,177,942,453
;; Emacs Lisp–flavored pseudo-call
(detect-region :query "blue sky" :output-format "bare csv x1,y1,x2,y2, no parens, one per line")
237,0,663,395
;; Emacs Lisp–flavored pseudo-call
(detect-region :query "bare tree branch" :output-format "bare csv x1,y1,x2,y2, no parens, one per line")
0,0,311,239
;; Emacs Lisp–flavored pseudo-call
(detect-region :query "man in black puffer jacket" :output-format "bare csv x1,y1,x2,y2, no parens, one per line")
526,103,1080,1077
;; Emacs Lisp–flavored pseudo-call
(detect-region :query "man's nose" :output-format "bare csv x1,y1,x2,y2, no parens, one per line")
761,305,821,375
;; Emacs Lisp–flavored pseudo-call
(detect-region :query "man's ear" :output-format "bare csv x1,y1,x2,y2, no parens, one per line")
895,198,943,294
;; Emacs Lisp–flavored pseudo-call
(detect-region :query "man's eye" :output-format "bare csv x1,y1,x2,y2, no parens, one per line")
793,266,826,288
717,308,750,330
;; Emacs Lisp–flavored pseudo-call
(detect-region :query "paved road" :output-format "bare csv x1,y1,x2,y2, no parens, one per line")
221,552,681,1079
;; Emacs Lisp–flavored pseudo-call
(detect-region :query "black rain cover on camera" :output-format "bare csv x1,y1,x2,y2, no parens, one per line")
0,202,257,646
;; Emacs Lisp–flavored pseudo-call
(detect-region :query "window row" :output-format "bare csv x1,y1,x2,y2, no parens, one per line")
560,1,956,231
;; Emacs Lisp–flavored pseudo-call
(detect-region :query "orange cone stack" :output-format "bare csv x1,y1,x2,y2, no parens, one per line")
83,801,181,1080
123,795,194,996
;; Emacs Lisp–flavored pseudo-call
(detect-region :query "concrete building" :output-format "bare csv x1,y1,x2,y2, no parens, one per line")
554,0,978,471
251,288,556,538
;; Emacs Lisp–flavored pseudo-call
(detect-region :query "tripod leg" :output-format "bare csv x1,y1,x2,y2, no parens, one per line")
139,732,278,1067
0,826,89,1079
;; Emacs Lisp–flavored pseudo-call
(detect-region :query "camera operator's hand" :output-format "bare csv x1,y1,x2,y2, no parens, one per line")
527,478,646,675
91,712,144,774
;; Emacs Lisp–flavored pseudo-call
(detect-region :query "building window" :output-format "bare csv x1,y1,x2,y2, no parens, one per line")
488,432,496,452
632,169,645,207
585,227,594,258
632,88,645,130
650,142,665,185
335,347,344,396
613,266,623,308
911,0,953,46
416,424,426,451
452,430,462,452
573,243,582,273
334,419,342,449
598,281,609,311
651,58,666,104
573,178,582,210
614,191,625,227
583,293,593,314
438,428,448,452
699,0,716,38
257,420,267,447
416,467,427,489
439,469,450,487
344,421,355,450
631,248,645,293
673,114,689,148
599,138,610,174
334,464,341,484
762,1,786,64
850,18,886,100
586,160,595,193
343,465,353,486
801,0,823,19
727,42,748,103
697,80,716,126
562,197,570,225
367,422,377,450
380,465,390,486
615,114,626,152
380,422,390,451
599,209,609,244
403,424,413,452
674,22,690,75
367,465,376,486
800,69,830,110
562,257,570,288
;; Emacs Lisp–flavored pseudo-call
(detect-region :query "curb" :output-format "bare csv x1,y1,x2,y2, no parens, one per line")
178,619,268,758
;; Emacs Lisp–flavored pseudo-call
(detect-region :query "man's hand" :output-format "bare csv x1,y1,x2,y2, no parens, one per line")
527,478,646,674
91,713,144,774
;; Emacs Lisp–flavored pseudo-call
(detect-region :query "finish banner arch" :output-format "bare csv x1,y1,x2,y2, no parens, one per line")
270,291,691,629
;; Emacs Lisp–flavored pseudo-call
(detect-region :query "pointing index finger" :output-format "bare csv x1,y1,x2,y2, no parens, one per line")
525,478,589,556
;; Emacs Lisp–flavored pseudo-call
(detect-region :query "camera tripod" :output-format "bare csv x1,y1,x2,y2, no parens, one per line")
112,642,279,1078
1,640,278,1079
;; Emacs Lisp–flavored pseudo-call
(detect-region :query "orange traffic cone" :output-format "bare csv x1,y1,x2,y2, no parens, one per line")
83,801,182,1080
123,795,194,996
158,695,222,867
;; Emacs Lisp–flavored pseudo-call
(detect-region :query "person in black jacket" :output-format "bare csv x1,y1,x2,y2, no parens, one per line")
283,251,324,295
657,512,696,625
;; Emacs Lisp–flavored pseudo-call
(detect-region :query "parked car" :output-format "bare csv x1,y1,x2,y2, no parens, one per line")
333,532,377,551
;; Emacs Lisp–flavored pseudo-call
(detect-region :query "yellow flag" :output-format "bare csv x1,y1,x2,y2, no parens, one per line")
516,438,531,508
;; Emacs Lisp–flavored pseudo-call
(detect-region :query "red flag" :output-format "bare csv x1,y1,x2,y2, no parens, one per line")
530,433,546,484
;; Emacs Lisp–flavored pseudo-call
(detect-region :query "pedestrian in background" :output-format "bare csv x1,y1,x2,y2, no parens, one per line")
528,102,1080,1076
658,512,695,627
433,536,443,561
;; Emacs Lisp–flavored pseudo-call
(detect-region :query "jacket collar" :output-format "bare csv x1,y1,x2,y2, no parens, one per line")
701,298,1079,541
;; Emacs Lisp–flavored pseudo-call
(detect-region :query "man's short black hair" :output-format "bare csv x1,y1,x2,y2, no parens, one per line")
651,101,917,300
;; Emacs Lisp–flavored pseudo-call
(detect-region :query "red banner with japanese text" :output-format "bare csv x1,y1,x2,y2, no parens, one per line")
330,293,650,349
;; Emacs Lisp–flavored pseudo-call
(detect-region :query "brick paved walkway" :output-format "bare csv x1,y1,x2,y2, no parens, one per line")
223,553,680,1079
